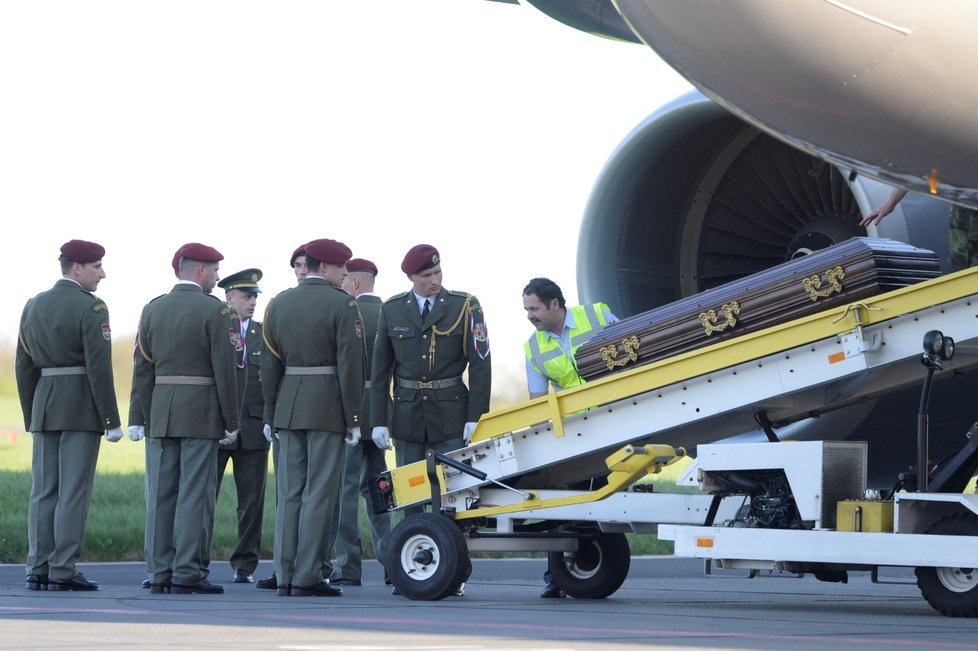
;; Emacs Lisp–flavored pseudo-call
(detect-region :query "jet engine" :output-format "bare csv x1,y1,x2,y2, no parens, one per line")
577,91,971,485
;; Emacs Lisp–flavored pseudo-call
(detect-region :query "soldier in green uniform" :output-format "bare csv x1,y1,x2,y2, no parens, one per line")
16,240,124,592
370,244,492,504
261,238,363,597
132,242,240,595
212,268,270,584
327,258,393,586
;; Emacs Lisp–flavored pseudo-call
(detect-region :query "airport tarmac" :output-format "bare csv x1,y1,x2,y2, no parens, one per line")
2,557,977,650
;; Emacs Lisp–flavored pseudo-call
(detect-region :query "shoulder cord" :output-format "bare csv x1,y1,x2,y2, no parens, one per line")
428,295,472,373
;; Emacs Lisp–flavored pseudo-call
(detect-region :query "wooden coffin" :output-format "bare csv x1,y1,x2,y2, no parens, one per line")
576,237,941,382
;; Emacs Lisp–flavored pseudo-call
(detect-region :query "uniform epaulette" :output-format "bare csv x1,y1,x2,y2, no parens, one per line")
446,289,472,299
92,302,108,313
347,299,357,309
220,304,232,317
384,291,410,304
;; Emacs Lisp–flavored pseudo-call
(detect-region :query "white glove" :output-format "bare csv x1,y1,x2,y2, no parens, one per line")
104,427,124,443
463,421,478,444
263,423,273,442
127,425,145,441
219,429,239,446
372,426,392,450
345,426,361,446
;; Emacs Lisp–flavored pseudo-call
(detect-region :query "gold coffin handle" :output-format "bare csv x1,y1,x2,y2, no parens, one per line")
803,265,845,301
599,335,640,371
699,301,741,336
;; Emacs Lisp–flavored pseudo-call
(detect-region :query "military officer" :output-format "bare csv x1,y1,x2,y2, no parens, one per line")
255,242,314,593
328,258,393,586
212,268,270,584
370,244,492,508
132,242,240,595
261,238,363,597
16,239,124,592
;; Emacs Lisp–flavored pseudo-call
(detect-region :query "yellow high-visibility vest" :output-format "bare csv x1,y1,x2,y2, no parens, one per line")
524,303,610,391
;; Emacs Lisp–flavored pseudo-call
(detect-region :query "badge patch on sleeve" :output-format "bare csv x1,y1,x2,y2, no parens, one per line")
355,319,363,338
471,314,490,359
101,324,111,341
229,328,243,351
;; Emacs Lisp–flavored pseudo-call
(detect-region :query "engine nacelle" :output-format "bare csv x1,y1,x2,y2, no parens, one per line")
576,91,967,485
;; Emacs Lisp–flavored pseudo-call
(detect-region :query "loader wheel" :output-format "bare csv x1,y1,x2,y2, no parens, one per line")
547,532,630,599
386,513,469,601
915,512,978,617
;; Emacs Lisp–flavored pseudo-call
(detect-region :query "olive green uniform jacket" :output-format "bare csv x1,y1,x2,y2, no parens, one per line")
16,279,120,432
370,288,491,443
261,277,363,431
134,284,240,437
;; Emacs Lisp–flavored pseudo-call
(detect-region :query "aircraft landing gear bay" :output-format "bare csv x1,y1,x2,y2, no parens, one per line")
386,513,470,601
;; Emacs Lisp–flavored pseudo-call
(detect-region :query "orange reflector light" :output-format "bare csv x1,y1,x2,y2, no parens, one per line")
827,351,846,364
929,168,939,194
696,538,714,548
408,475,426,487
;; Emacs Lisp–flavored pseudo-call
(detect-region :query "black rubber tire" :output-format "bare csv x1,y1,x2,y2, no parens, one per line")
915,512,978,617
547,532,630,599
386,512,470,601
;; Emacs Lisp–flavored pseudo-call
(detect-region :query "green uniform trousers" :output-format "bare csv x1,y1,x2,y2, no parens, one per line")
330,441,393,580
274,429,344,586
216,447,269,574
144,437,219,583
27,430,101,580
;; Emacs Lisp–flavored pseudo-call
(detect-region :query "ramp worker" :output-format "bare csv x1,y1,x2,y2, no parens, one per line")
522,277,618,598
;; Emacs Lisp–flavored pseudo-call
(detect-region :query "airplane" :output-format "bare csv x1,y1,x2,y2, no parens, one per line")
504,0,978,485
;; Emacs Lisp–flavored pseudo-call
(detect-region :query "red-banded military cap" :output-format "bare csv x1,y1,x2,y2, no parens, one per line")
59,239,105,264
172,242,224,270
346,258,378,275
305,238,352,265
401,244,440,275
290,243,308,268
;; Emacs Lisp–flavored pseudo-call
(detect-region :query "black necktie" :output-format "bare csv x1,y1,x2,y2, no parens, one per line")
421,299,431,322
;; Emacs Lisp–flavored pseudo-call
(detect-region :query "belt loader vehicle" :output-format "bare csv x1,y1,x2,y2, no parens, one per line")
374,265,978,617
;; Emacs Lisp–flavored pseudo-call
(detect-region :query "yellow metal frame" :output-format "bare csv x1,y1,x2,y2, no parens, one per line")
453,444,684,520
388,267,978,510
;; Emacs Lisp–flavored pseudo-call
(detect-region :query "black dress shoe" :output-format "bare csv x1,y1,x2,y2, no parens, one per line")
391,586,401,596
292,581,343,597
149,581,172,594
540,581,565,598
170,577,224,594
26,574,49,591
141,579,150,589
276,584,292,596
232,569,254,583
328,576,361,586
255,574,277,590
49,573,100,592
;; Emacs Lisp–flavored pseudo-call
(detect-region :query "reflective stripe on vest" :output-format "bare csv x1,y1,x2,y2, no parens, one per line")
524,303,609,391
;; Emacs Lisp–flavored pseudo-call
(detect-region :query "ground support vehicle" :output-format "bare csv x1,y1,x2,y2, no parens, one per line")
377,268,978,615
